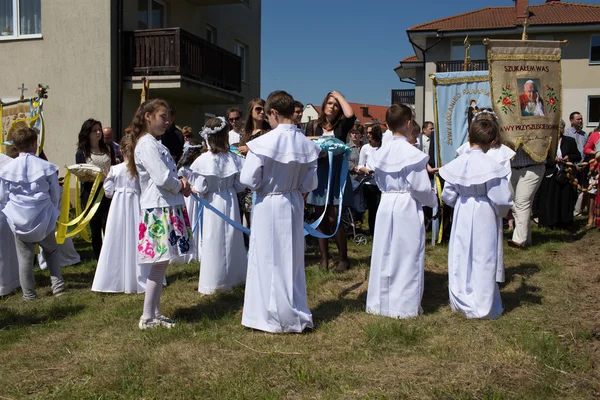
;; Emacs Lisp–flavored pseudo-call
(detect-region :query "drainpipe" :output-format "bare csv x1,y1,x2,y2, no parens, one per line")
116,0,124,140
408,33,443,124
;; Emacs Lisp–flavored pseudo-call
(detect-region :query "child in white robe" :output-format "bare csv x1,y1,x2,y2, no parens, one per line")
0,152,20,296
191,118,247,294
240,90,321,333
0,127,65,299
176,140,204,263
366,104,437,318
440,118,513,320
455,111,516,283
92,136,146,293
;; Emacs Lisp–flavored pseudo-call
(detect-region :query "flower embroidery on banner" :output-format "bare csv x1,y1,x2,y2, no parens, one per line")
497,84,516,114
149,214,166,239
170,213,184,234
545,84,559,113
143,241,155,258
168,230,181,247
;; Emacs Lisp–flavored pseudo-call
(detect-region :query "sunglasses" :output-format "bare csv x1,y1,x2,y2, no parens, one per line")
254,107,264,113
229,116,241,122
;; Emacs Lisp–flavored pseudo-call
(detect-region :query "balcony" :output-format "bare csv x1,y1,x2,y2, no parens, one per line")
124,28,243,103
391,89,415,105
435,59,488,73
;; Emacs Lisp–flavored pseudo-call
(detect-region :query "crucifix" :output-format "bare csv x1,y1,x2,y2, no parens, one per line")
521,9,530,40
18,83,28,100
463,36,472,72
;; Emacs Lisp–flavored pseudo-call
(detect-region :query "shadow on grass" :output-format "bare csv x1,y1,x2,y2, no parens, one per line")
501,263,542,313
172,290,244,322
311,290,367,328
33,268,96,290
167,268,200,283
0,304,85,330
422,269,449,314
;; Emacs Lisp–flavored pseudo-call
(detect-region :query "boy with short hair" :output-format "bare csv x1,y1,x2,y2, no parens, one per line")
240,90,321,333
366,104,437,318
439,118,513,319
0,127,65,299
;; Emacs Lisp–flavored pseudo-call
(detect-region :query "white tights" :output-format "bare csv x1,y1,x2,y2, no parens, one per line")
142,261,169,320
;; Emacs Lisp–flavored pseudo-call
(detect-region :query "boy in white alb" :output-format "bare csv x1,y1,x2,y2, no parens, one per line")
440,118,513,319
366,104,437,318
240,90,321,333
0,152,20,296
0,127,65,299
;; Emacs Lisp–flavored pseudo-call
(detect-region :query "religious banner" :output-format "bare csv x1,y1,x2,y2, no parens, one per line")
487,39,562,162
1,84,48,155
431,71,492,166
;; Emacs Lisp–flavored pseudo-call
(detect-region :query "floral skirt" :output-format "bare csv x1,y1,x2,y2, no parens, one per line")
138,205,194,264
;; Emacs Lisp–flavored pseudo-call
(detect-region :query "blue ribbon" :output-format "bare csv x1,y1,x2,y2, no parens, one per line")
303,151,349,238
191,150,349,240
191,192,251,235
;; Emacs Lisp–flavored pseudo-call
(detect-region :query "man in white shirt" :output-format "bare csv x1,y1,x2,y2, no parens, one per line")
420,121,433,156
227,107,243,145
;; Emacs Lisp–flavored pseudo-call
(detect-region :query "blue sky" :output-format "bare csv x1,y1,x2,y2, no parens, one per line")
260,0,600,106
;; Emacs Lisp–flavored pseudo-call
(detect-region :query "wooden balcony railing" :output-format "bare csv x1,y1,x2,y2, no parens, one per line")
124,28,242,92
435,59,488,73
391,89,415,105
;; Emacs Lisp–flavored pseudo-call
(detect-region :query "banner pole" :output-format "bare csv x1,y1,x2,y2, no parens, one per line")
430,74,440,247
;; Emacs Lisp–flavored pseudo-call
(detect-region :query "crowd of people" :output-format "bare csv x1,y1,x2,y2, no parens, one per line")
0,89,598,332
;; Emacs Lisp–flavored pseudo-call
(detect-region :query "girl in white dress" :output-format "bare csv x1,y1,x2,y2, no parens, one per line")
366,104,437,318
240,91,321,333
0,152,20,296
177,140,204,263
191,118,247,294
92,136,146,294
127,99,194,329
455,111,516,282
440,118,513,320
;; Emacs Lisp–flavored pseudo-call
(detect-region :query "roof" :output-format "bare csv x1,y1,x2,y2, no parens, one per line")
306,103,388,127
408,1,600,33
400,55,420,63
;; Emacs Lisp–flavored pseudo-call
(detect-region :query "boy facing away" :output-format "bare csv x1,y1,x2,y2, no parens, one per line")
0,127,65,299
439,118,513,319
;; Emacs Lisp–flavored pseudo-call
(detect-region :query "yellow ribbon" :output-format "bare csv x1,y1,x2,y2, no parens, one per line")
435,175,444,244
55,170,104,244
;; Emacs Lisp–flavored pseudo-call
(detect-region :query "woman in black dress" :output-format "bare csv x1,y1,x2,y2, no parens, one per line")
537,120,582,229
306,91,356,272
75,119,116,259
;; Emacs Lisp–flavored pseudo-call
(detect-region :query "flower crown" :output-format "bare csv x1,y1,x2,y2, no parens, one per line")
472,109,498,122
200,117,227,141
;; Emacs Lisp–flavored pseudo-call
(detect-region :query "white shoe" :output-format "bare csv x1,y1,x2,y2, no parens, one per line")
155,314,176,329
138,317,161,330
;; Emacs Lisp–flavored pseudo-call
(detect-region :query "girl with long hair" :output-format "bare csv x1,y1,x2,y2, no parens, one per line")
124,99,193,329
75,118,116,259
305,91,356,272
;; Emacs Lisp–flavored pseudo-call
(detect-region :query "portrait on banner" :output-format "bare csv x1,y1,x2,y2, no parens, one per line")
517,78,545,117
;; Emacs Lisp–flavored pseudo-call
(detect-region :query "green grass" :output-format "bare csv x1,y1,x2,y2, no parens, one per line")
0,223,598,399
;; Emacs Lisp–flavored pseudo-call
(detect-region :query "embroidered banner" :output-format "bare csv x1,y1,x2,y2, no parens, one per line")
487,40,562,162
0,97,45,156
431,71,492,166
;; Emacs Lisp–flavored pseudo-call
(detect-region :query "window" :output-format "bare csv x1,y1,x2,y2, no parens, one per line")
138,0,166,29
234,41,248,82
450,40,485,61
590,35,600,64
588,96,600,125
0,0,41,38
206,24,217,44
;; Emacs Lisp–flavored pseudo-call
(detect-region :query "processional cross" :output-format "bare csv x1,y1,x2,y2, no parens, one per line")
18,83,28,100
